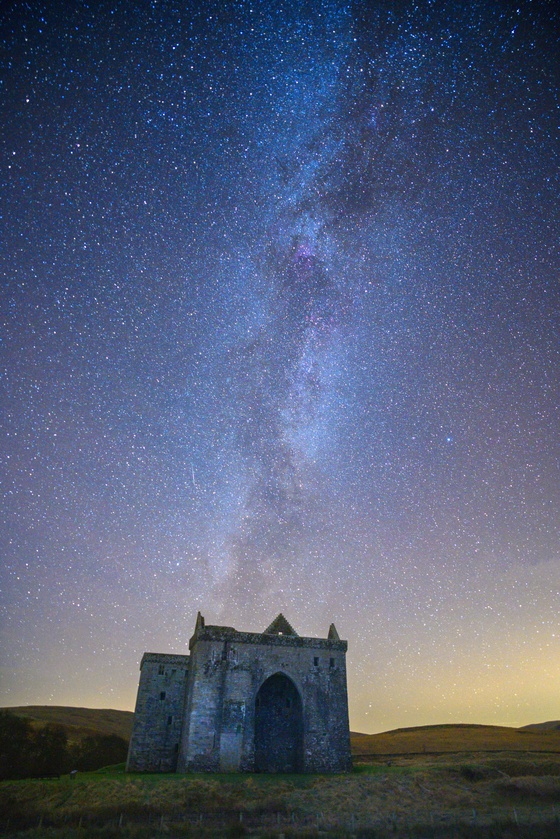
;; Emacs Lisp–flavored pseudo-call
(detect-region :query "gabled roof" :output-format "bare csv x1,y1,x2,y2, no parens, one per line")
263,613,298,636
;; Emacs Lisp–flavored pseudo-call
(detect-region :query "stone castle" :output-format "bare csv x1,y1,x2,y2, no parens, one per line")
126,612,352,773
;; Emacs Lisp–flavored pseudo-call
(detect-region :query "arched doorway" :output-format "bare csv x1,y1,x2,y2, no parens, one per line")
254,673,303,773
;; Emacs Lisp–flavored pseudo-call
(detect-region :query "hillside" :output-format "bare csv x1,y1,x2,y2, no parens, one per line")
519,720,560,732
4,706,134,742
4,707,560,756
351,722,560,755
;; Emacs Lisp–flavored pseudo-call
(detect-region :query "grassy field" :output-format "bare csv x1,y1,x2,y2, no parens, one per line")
3,708,560,836
2,754,560,837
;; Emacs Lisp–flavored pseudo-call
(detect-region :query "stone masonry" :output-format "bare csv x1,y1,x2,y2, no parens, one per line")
126,613,352,773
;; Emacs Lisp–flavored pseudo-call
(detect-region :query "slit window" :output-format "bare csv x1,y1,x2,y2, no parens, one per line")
330,658,335,668
160,691,166,700
314,657,319,666
167,715,172,725
158,665,165,675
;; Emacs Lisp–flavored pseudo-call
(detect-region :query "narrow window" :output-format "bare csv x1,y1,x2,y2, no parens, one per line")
174,743,179,754
330,658,335,668
158,664,165,675
314,656,319,666
286,698,291,708
160,691,166,700
167,715,172,725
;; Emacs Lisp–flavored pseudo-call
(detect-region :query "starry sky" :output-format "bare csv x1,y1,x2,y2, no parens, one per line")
1,0,559,734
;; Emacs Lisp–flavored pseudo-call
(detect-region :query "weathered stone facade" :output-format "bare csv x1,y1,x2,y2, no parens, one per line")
126,613,352,773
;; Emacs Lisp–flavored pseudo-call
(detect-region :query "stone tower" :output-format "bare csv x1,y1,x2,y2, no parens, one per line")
126,613,352,773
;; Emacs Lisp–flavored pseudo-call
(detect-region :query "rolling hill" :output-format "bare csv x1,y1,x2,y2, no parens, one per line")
519,720,560,732
351,722,560,755
3,706,134,742
3,706,560,755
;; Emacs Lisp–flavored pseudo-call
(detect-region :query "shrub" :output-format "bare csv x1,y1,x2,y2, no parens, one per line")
459,764,494,782
486,756,560,778
495,775,560,800
0,711,128,779
0,711,34,779
0,712,69,779
71,734,128,771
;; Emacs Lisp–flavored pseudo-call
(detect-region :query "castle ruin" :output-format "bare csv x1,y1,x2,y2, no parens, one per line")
126,612,352,773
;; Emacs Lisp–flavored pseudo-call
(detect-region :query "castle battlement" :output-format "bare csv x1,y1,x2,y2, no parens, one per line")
140,652,190,668
190,627,348,651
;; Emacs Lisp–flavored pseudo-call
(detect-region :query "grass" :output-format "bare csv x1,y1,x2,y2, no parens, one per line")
2,752,560,836
2,709,560,835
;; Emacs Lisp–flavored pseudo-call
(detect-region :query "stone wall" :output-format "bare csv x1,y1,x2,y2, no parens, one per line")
126,653,189,772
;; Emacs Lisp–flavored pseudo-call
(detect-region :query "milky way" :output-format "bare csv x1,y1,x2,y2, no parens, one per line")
1,0,558,731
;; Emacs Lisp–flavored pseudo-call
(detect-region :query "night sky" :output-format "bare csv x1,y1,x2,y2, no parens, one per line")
1,0,558,733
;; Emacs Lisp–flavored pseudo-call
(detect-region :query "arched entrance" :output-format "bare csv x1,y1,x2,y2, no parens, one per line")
254,673,303,772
